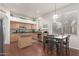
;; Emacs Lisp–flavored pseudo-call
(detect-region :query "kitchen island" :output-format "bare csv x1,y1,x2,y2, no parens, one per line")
10,21,37,48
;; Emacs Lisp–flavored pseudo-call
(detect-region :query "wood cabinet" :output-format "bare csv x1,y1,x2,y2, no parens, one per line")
10,21,20,43
18,36,32,48
19,23,26,28
10,21,19,29
32,33,38,40
10,34,19,43
31,24,36,29
25,23,32,29
10,21,36,48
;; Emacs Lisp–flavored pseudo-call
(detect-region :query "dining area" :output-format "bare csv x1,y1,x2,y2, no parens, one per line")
42,31,71,56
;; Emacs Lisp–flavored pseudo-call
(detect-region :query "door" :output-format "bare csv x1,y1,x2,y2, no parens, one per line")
0,20,4,56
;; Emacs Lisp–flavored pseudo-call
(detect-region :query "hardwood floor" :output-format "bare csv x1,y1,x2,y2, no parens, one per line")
5,42,79,56
70,48,79,56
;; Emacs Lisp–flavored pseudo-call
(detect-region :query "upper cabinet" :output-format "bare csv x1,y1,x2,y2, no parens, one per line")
27,24,32,29
10,21,19,29
10,21,36,30
31,24,36,29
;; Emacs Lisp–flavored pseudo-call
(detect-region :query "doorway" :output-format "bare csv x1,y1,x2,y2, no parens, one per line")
0,19,4,56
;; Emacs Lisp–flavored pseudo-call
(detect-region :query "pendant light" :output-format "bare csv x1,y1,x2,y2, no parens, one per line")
53,3,59,19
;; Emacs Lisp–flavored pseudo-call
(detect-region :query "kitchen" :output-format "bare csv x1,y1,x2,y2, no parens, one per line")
0,3,79,56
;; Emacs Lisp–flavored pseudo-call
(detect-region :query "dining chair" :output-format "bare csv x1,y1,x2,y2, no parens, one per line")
44,35,59,55
48,35,61,56
63,35,70,56
43,31,48,50
43,36,55,55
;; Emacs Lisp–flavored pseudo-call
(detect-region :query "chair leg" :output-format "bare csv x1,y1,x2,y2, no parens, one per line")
45,46,51,55
43,43,45,50
65,37,70,56
56,43,60,56
66,44,70,56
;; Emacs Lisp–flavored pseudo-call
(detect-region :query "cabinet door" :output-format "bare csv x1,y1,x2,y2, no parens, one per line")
32,33,38,40
26,24,31,29
10,21,19,29
31,24,36,29
18,36,32,48
19,23,26,29
10,34,19,43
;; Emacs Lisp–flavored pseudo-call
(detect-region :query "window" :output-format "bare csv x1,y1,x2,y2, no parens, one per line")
52,13,77,35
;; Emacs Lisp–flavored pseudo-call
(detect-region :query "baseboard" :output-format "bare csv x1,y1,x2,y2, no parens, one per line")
70,47,79,51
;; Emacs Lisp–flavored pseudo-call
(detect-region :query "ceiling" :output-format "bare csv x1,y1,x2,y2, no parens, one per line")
0,3,71,19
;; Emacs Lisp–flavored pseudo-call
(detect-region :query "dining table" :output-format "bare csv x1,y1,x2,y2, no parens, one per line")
48,34,70,56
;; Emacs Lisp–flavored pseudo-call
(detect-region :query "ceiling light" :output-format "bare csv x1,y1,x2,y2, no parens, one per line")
52,3,60,19
52,14,59,19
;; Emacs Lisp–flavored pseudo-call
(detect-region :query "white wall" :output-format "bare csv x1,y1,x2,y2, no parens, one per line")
69,11,79,50
37,16,53,34
39,4,79,50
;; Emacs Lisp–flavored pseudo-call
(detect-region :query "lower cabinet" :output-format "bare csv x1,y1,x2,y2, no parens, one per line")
32,33,38,40
18,36,33,48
